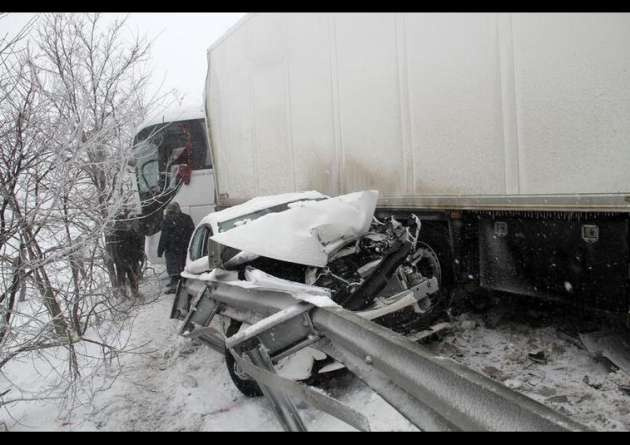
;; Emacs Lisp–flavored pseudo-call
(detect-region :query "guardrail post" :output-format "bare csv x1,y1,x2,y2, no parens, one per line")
246,345,307,432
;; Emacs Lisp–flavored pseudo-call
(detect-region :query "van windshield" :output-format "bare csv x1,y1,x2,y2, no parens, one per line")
134,139,160,194
133,118,210,200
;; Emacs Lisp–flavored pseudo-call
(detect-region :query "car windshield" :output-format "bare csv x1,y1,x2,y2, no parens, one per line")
215,197,326,265
217,198,326,233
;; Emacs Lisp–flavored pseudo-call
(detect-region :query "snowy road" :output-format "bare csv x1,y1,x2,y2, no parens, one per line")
1,273,416,431
2,272,629,431
76,288,416,431
432,310,630,431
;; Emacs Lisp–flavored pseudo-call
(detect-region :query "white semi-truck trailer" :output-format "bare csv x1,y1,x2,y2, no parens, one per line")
199,13,630,320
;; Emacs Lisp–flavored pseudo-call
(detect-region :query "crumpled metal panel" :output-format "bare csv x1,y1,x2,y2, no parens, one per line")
210,190,378,267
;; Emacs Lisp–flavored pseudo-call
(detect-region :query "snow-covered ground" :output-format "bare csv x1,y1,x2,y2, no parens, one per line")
430,309,630,431
0,270,416,431
2,271,629,431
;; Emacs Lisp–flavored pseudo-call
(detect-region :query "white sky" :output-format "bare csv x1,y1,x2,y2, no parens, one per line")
121,13,246,105
0,12,246,106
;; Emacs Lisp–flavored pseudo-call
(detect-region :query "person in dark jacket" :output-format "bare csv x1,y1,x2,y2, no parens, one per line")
106,210,145,300
157,201,195,293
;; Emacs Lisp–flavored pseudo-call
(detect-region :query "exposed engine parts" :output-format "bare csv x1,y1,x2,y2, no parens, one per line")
240,214,444,331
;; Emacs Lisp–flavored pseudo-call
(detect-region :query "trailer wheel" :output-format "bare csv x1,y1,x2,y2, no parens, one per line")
225,320,263,398
424,222,456,296
389,224,455,332
372,240,451,333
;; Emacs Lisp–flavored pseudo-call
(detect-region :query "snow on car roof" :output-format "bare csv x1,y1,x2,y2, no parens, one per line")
199,190,328,227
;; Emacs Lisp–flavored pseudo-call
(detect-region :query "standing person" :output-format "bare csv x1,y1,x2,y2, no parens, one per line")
122,212,146,299
157,202,195,294
106,210,145,300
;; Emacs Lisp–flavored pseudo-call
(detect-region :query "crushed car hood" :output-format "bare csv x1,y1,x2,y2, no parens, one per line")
211,190,379,267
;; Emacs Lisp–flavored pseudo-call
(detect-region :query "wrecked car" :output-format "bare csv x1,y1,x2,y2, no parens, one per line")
170,190,447,396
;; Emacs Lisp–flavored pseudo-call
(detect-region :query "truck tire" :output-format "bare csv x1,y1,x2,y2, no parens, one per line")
416,222,455,318
379,223,454,332
225,320,263,398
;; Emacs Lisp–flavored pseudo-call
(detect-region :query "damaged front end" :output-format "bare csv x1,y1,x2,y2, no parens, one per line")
214,191,444,330
171,190,447,392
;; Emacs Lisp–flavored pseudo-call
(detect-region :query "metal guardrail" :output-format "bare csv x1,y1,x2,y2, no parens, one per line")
312,308,586,431
182,279,588,431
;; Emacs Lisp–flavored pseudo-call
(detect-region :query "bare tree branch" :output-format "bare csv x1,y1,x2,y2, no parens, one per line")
0,12,175,416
